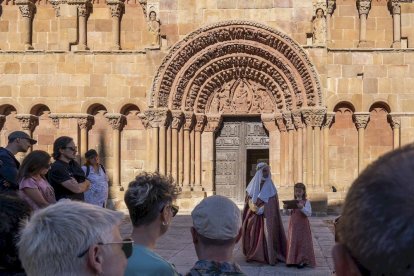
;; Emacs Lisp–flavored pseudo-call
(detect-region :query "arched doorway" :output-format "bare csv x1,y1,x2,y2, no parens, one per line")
145,21,325,206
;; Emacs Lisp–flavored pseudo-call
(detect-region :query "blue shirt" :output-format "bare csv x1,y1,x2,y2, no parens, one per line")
125,244,180,276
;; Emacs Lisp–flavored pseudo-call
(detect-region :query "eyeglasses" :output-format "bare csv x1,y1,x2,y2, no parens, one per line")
160,203,179,217
77,238,134,259
63,146,77,152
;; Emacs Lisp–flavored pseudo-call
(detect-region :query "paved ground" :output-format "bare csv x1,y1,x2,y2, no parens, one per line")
122,214,336,276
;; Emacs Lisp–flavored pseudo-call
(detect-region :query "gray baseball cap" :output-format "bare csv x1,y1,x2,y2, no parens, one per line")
8,131,37,145
191,195,241,240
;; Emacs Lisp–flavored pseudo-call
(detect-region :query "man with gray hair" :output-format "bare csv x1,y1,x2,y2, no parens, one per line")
333,144,414,275
18,200,132,276
187,195,246,276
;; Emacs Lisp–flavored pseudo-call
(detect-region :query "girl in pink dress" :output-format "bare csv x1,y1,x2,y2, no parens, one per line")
284,183,316,269
18,150,56,210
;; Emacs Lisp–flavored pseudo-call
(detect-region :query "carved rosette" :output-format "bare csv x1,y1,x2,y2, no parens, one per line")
105,113,126,130
194,114,206,132
144,108,170,128
77,115,94,129
353,112,370,129
283,111,295,131
357,0,372,16
107,0,125,18
387,114,401,129
323,112,335,129
0,115,6,130
15,114,39,132
16,0,36,18
261,113,277,132
302,108,327,127
292,110,304,129
204,114,222,133
388,0,401,15
326,0,336,15
275,113,287,132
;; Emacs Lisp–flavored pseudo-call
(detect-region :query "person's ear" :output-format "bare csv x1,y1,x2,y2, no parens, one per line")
87,245,104,274
161,205,170,225
332,244,362,276
235,228,242,243
190,227,198,244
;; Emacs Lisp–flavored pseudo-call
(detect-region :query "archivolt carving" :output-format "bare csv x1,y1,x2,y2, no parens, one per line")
150,21,323,111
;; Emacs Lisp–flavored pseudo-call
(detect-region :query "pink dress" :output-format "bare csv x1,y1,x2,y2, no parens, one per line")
19,177,56,210
286,200,316,267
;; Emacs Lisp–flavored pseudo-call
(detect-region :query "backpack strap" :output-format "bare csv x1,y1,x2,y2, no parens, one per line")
100,164,106,174
85,165,90,177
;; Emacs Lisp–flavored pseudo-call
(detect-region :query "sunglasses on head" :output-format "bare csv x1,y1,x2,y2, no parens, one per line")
77,238,134,259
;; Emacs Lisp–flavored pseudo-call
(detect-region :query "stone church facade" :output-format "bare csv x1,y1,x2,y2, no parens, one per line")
1,0,414,212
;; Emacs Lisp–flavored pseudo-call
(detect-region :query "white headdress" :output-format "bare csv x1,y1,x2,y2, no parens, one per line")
246,162,277,203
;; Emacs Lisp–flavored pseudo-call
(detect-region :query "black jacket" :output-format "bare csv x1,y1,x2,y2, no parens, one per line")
0,148,20,191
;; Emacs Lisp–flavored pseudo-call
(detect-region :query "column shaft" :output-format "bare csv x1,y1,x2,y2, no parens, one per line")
178,128,184,185
358,128,364,174
80,127,88,163
306,125,313,186
288,130,294,186
323,127,329,188
326,14,332,42
360,14,367,42
393,13,401,43
194,131,202,190
314,126,321,188
159,126,166,175
297,128,303,182
280,132,287,187
113,129,120,186
171,128,178,182
183,129,191,190
190,130,195,186
79,16,87,49
166,126,172,176
112,18,120,50
152,127,159,172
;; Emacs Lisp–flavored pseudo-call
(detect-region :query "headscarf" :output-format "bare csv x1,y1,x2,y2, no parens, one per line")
246,162,277,204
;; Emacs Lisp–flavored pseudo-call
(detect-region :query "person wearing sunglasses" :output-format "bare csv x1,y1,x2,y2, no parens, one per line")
18,150,56,210
333,144,414,276
124,172,180,276
18,200,130,276
48,136,90,201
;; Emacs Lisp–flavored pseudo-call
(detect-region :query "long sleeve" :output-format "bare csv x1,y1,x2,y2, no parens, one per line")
300,200,312,217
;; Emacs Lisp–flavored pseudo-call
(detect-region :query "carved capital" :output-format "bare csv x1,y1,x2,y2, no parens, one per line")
16,0,36,18
323,112,335,128
105,113,126,130
0,115,6,130
261,113,277,132
106,0,125,18
388,0,401,15
194,114,206,132
15,114,39,131
204,114,222,133
326,0,336,15
302,107,327,127
292,110,304,129
78,1,92,17
183,112,195,131
388,113,401,129
49,0,61,17
171,111,184,130
137,113,150,129
353,112,370,129
144,108,170,128
275,113,287,132
138,0,147,17
283,111,295,131
357,0,371,16
77,115,94,129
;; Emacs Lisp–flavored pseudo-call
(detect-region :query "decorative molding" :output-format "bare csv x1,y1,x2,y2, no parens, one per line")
302,107,327,127
387,113,401,129
183,112,195,131
292,109,304,129
388,0,401,15
15,114,39,131
261,113,277,132
77,115,94,129
353,112,370,129
204,114,222,133
16,0,36,18
78,0,92,18
171,111,184,130
357,0,372,16
49,113,95,129
105,113,126,130
194,114,206,132
106,0,125,18
275,113,287,132
283,111,295,131
143,108,170,128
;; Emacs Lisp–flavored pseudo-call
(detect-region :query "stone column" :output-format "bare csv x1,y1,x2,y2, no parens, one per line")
179,127,184,185
283,112,295,186
353,112,370,174
77,0,92,50
202,114,222,194
77,115,94,163
15,115,38,151
166,124,172,177
183,112,195,191
261,114,279,183
16,0,35,50
292,110,304,183
194,114,206,191
171,111,184,185
302,110,314,186
190,129,195,187
323,113,335,190
357,0,372,48
312,109,326,188
157,111,169,176
105,113,126,188
137,113,151,170
275,113,287,187
388,113,401,149
107,0,125,50
326,0,336,43
388,0,401,48
144,109,169,172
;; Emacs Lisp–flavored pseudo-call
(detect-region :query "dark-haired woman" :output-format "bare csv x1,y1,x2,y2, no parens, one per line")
18,150,56,210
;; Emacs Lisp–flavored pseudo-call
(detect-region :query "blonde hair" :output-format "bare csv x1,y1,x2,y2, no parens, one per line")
18,201,124,276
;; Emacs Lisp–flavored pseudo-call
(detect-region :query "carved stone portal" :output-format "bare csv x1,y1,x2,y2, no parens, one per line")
208,79,274,114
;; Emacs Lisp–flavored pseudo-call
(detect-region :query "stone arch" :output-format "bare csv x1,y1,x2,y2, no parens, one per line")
115,99,145,115
369,101,391,113
333,101,356,113
86,104,108,116
150,20,323,113
30,104,51,116
0,104,18,116
0,99,23,114
81,99,112,114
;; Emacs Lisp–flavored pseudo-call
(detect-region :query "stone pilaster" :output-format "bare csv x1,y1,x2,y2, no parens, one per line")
16,0,36,50
283,112,294,186
326,0,336,42
261,114,279,183
77,115,94,162
77,0,92,50
357,0,372,48
194,114,206,191
182,112,195,191
353,112,370,174
107,0,125,50
388,0,401,48
171,111,184,186
292,110,304,183
275,113,287,187
323,112,335,191
388,113,401,149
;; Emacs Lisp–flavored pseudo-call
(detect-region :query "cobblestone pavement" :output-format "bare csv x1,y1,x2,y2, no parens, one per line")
121,214,336,276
